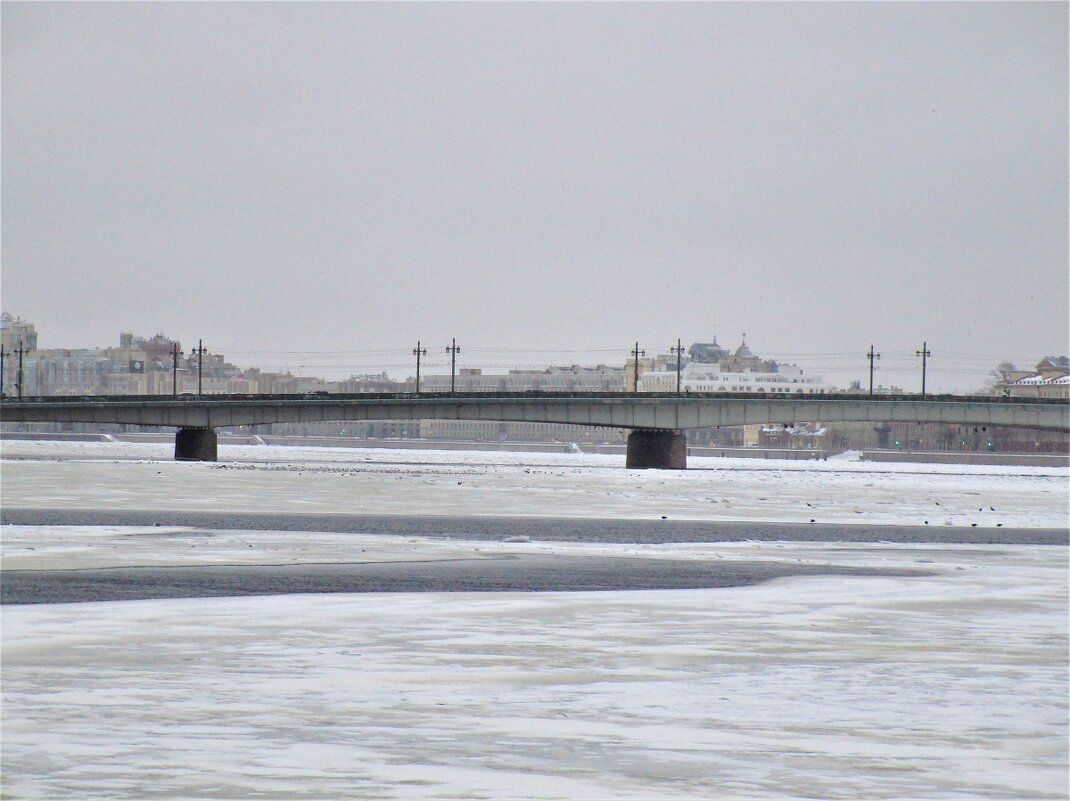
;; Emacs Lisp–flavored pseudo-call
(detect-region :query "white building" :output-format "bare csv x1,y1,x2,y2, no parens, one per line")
1007,374,1069,400
640,361,836,394
421,365,625,393
639,336,836,395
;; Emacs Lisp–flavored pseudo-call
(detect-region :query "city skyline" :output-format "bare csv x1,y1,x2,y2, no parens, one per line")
3,3,1066,395
3,310,1064,397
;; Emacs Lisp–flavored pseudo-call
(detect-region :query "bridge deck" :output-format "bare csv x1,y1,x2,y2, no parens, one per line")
2,392,1067,432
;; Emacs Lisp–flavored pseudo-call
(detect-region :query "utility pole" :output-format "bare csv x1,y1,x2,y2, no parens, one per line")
191,339,206,396
631,341,645,393
172,342,179,396
412,340,427,394
1,344,5,397
916,341,932,397
446,338,460,394
670,339,685,394
866,345,880,395
16,341,25,398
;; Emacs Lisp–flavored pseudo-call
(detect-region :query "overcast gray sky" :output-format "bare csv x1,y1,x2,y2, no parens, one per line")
2,1,1066,392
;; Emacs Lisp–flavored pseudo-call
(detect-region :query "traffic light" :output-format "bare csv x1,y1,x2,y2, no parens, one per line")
894,439,901,447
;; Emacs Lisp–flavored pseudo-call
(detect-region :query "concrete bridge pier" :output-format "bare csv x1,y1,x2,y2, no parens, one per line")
175,427,218,462
626,429,687,470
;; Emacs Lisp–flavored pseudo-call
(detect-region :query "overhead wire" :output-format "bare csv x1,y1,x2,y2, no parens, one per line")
205,340,1033,393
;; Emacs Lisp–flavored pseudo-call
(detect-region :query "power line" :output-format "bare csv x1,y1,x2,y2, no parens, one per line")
218,347,404,356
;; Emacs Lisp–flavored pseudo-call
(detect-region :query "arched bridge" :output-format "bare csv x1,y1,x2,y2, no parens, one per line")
2,392,1067,469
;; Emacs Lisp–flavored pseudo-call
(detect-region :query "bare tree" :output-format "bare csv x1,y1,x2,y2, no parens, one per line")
983,361,1018,395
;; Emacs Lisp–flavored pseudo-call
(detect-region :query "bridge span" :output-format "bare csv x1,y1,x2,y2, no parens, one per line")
2,392,1067,469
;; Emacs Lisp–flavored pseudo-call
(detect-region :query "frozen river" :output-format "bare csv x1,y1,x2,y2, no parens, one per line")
1,440,1067,799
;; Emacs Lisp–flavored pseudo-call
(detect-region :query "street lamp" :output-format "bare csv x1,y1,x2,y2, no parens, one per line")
172,342,179,396
191,339,206,396
866,345,880,395
631,342,645,393
670,339,686,394
915,342,931,397
412,341,427,394
446,338,461,394
15,339,24,398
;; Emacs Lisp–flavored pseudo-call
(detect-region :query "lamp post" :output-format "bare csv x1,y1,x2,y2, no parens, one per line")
412,341,427,394
446,338,461,394
172,342,179,396
866,345,880,395
1,344,5,397
191,339,206,396
631,342,645,393
670,339,685,394
915,342,932,397
16,340,24,398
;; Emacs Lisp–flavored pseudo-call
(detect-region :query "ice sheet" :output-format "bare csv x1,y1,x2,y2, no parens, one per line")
2,440,1066,527
2,440,1067,799
2,544,1066,800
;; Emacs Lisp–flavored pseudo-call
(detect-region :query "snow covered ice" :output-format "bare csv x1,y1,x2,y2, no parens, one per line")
2,438,1066,527
1,440,1067,799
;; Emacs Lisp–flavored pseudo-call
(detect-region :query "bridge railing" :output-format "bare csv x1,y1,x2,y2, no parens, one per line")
0,390,1064,405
